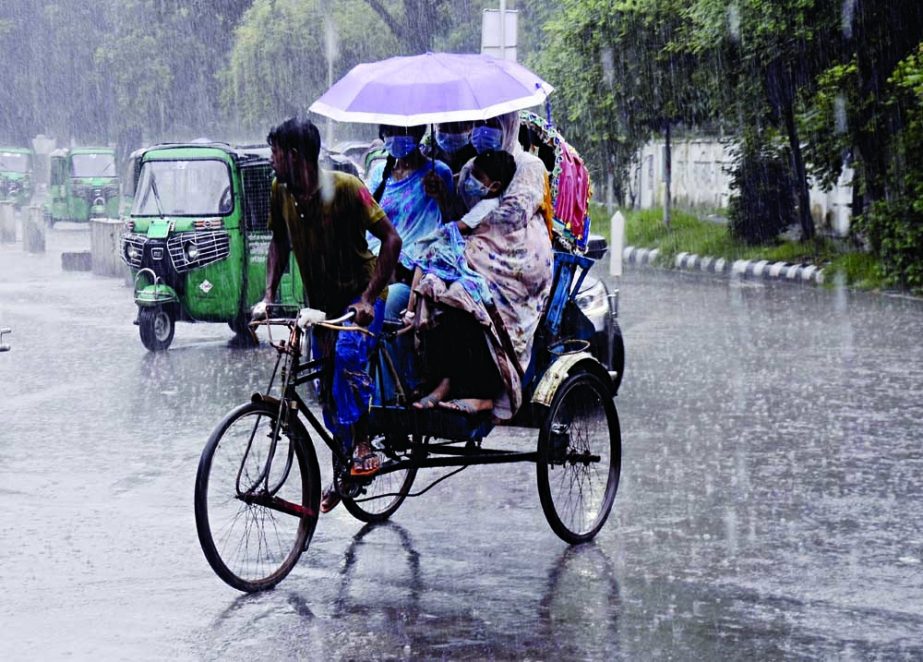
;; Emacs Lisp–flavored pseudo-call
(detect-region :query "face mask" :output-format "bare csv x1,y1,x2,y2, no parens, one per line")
436,131,470,154
463,173,491,199
471,126,503,154
384,135,418,159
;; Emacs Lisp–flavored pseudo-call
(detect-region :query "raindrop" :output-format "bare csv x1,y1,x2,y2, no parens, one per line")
726,4,741,42
835,95,848,134
841,0,857,39
600,47,614,88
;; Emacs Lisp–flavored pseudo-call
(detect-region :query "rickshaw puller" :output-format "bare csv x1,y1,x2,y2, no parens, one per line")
254,117,401,513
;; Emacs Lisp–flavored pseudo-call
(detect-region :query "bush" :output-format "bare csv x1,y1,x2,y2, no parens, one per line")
857,199,923,291
854,47,923,292
727,141,796,244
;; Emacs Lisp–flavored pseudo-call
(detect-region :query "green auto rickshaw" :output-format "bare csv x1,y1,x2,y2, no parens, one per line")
120,142,306,351
0,147,34,209
45,147,120,226
118,147,145,218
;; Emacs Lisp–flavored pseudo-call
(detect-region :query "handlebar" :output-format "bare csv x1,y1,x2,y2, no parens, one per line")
318,310,356,327
248,307,357,331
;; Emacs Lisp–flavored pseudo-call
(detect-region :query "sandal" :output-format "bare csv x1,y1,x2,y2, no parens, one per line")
320,484,341,513
350,452,381,477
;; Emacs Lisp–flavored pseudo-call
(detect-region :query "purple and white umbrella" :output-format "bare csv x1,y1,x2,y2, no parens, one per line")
309,52,553,126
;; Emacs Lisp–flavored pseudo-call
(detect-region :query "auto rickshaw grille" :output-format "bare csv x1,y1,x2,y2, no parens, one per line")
167,230,230,273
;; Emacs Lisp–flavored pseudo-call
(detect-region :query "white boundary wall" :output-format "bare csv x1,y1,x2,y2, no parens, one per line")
630,139,854,236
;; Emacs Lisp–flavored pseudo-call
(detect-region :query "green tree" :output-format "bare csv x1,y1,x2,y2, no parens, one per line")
362,0,452,54
855,45,923,290
536,0,719,224
688,0,846,241
0,1,116,144
225,0,399,135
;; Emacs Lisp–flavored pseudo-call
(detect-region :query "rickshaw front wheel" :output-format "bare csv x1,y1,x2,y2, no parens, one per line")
139,306,175,351
195,401,320,592
537,370,621,544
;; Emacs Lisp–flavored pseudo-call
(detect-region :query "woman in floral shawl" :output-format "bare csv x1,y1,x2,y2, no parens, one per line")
410,111,554,420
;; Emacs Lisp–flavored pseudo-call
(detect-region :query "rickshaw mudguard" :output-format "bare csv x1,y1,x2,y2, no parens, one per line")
531,352,614,406
134,283,178,306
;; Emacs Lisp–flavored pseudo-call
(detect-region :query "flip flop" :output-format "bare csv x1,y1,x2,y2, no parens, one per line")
350,452,381,477
320,484,341,513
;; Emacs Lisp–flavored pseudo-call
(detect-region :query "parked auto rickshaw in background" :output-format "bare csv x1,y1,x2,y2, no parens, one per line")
118,147,145,218
120,142,310,351
44,147,120,226
0,147,34,209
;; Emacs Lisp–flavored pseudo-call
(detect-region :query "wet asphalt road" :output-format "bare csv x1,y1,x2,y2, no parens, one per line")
1,226,922,660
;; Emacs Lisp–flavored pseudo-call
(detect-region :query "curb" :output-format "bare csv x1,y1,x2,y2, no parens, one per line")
622,246,824,285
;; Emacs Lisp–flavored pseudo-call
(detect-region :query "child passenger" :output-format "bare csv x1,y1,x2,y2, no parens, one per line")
403,150,517,323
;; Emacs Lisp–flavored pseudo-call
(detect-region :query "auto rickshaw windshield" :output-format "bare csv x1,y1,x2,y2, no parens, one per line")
132,159,233,217
71,153,116,177
0,153,30,173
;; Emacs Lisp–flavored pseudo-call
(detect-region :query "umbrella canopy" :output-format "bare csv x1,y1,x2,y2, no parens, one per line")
309,52,553,126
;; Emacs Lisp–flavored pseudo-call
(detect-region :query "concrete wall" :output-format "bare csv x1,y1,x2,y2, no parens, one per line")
630,139,854,236
90,218,129,279
0,202,16,243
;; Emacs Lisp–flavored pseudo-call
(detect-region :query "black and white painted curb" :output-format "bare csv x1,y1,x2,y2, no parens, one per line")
622,246,824,284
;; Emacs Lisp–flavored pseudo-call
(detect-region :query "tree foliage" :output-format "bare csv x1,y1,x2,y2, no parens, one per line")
855,44,923,290
0,0,921,287
534,0,719,210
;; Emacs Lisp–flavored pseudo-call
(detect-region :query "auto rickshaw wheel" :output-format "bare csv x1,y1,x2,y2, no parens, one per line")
139,306,175,351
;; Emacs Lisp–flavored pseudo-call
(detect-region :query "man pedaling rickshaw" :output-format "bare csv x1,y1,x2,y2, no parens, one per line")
253,117,402,513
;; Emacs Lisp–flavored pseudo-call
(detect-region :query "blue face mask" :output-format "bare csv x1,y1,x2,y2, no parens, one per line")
436,131,470,154
471,125,503,154
463,173,491,199
384,135,418,159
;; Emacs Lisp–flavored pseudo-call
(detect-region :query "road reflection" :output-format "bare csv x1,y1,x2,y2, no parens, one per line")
196,525,625,659
539,544,622,658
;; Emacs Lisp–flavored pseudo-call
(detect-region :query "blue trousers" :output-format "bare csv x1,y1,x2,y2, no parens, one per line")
315,297,386,453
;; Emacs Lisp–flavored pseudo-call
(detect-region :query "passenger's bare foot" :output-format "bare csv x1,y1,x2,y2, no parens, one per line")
437,398,493,415
412,378,450,409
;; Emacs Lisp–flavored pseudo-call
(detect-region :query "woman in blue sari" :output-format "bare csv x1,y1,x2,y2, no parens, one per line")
365,124,454,282
364,124,454,401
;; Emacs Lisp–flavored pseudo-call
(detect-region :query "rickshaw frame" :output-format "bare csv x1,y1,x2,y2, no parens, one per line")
194,250,622,593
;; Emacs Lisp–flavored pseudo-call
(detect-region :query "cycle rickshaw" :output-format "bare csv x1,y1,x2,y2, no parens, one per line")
194,243,621,592
194,52,622,593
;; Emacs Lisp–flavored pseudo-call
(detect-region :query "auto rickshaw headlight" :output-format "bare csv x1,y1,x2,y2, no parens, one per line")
184,242,199,261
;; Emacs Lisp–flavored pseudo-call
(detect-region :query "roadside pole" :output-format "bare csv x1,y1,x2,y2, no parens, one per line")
609,210,624,321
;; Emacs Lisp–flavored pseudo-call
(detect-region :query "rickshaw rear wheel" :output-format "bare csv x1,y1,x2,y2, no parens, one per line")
139,306,175,351
342,433,418,523
537,370,620,544
195,401,320,592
